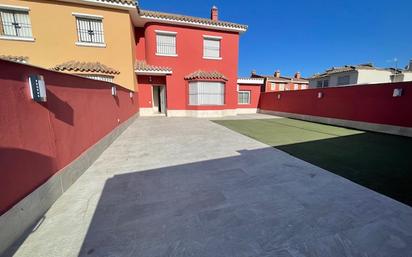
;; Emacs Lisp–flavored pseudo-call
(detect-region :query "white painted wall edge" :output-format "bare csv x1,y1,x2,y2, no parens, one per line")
0,112,139,256
258,109,412,138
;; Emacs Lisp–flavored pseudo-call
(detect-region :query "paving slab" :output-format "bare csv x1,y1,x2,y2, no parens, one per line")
6,115,412,257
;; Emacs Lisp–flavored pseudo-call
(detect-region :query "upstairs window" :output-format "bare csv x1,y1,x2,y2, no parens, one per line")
189,81,225,106
279,83,285,91
74,14,105,45
203,36,221,59
0,7,33,39
317,80,329,88
156,30,177,56
270,82,276,91
337,75,350,85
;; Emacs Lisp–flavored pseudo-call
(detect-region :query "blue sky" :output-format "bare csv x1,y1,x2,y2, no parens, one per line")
139,0,412,78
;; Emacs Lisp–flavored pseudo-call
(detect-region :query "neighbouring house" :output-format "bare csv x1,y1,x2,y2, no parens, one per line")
0,0,138,90
391,60,412,82
134,6,248,117
309,61,412,88
251,70,309,92
1,1,250,117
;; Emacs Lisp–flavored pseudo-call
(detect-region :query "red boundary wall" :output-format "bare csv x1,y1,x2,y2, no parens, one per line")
0,60,139,214
259,82,412,128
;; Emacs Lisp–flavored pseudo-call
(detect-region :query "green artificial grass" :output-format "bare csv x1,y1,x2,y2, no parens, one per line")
214,118,412,206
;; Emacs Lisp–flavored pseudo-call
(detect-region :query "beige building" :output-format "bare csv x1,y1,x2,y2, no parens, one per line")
309,62,412,88
0,0,138,90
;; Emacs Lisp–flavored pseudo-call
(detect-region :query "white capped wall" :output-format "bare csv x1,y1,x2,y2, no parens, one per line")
357,69,392,84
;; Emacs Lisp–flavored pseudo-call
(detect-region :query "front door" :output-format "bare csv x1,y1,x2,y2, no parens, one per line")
152,85,166,114
159,86,166,114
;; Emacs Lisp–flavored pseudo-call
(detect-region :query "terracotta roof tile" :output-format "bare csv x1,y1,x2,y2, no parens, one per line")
99,0,136,6
185,70,228,81
311,63,377,79
252,73,309,83
135,60,172,73
52,61,120,75
0,55,29,63
139,10,248,31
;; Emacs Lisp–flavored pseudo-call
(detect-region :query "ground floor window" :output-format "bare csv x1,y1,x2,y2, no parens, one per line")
238,90,250,104
189,81,225,105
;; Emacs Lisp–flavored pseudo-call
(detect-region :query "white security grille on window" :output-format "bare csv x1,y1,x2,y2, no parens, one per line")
189,81,225,105
203,38,221,58
76,17,104,44
0,9,32,38
156,33,176,55
238,91,250,104
80,74,113,82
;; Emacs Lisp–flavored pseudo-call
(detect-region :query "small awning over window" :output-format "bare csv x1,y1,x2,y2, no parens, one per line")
135,60,172,75
52,61,120,75
184,70,227,81
0,55,29,63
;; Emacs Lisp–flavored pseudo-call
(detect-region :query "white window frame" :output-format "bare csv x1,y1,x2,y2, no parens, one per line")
203,35,222,60
73,13,106,47
189,81,225,106
270,82,276,91
0,5,34,42
294,84,299,90
238,90,251,105
155,30,177,57
279,83,285,91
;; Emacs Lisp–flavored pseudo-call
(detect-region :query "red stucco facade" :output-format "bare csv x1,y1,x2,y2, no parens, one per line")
0,60,139,214
259,82,412,127
237,84,261,110
135,22,242,115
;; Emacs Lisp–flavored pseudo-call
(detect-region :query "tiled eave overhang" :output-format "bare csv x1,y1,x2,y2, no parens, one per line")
134,61,172,75
185,70,228,81
138,10,248,33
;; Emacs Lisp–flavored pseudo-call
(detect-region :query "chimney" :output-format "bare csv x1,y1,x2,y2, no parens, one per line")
251,70,256,76
409,60,412,71
294,72,301,79
211,6,218,21
274,70,280,78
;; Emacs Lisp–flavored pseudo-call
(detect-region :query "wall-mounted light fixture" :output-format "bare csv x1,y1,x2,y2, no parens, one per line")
317,92,323,99
111,86,117,96
28,75,47,102
129,92,133,98
277,94,281,99
393,88,403,97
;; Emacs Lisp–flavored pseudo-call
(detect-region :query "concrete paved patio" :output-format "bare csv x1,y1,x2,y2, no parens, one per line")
6,115,412,257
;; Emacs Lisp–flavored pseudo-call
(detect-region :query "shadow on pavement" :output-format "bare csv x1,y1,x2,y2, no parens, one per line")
78,147,412,257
